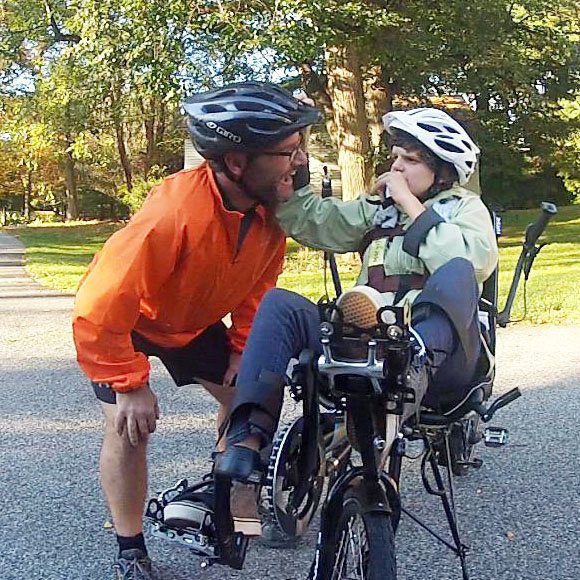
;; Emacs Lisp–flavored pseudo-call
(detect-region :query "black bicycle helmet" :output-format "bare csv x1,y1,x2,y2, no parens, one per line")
182,81,323,159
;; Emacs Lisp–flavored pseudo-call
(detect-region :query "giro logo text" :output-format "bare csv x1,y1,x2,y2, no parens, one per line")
205,121,242,143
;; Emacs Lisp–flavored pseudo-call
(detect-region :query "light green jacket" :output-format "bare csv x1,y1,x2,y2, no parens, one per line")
276,184,499,306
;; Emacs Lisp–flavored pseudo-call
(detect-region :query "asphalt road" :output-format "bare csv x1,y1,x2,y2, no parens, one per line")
1,230,579,580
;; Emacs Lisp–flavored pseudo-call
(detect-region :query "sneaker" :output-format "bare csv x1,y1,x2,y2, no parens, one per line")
114,549,155,580
231,481,262,537
162,483,214,532
261,520,299,549
336,286,386,328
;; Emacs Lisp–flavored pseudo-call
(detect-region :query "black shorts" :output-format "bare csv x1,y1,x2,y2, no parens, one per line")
92,322,231,404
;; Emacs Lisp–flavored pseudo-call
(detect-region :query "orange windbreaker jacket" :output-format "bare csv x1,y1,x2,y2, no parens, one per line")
73,163,286,393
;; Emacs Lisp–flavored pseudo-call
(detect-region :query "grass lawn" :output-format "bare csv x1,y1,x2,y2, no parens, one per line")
8,205,580,324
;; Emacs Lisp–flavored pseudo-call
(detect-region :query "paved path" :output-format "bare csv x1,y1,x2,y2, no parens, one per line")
1,230,579,580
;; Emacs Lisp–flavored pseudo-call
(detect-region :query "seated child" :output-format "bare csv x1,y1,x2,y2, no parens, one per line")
215,107,498,534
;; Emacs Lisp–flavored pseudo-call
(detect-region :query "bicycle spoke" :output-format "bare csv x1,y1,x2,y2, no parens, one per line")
330,514,370,580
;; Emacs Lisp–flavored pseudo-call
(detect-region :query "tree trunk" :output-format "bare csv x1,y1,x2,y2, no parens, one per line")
114,119,133,191
144,116,156,174
156,100,166,146
326,45,372,200
63,145,79,220
475,88,490,113
299,63,339,151
142,96,164,175
364,65,389,156
23,169,32,222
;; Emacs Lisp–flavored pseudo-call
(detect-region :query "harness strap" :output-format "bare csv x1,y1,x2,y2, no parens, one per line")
360,225,429,296
367,268,428,294
359,225,406,257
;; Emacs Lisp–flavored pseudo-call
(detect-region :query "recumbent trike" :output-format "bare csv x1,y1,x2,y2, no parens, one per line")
145,201,557,580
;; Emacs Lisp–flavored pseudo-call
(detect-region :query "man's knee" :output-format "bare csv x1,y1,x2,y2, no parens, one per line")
100,403,150,451
415,258,479,319
197,379,235,406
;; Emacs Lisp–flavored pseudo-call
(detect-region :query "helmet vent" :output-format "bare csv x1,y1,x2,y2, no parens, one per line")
417,122,440,133
443,125,460,134
238,101,266,112
462,140,474,151
435,139,463,153
204,104,225,113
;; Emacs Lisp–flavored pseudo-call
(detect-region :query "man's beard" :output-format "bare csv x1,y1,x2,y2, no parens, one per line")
239,171,280,213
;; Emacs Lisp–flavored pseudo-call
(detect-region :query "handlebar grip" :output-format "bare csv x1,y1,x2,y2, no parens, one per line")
524,202,558,247
484,387,522,421
498,387,522,407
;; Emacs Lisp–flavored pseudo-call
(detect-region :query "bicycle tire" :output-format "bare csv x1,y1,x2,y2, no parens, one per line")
312,488,396,580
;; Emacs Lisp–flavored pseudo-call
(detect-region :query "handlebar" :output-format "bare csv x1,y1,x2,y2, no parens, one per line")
497,201,557,327
524,202,558,248
321,166,343,297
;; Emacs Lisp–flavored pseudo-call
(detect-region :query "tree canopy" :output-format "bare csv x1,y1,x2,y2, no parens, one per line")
1,0,579,220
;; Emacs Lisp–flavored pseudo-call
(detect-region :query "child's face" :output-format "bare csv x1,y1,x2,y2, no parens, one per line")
390,145,436,199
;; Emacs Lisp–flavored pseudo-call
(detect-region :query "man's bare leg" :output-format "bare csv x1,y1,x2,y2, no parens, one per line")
196,379,235,452
196,379,261,535
100,402,148,537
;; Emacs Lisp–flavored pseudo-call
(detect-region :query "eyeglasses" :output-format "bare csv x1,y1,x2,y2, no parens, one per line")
260,135,305,163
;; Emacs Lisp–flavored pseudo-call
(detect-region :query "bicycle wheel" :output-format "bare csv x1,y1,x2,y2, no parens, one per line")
314,489,396,580
265,417,324,538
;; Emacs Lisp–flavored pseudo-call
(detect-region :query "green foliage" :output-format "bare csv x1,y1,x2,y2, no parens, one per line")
117,166,166,214
11,205,580,324
1,0,580,211
1,211,26,225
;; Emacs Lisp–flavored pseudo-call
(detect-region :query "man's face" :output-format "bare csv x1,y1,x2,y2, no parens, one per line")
240,132,307,210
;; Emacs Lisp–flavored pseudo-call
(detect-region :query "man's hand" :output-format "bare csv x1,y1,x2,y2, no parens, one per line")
115,384,160,446
223,351,242,388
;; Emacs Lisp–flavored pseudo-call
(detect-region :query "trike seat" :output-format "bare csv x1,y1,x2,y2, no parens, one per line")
418,335,495,426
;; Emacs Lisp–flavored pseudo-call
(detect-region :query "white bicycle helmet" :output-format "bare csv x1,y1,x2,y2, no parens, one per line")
383,108,480,185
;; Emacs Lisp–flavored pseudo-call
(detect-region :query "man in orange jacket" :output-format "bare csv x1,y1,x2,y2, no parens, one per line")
72,82,322,580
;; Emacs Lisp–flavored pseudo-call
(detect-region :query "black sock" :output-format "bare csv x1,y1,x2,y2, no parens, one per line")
117,533,147,556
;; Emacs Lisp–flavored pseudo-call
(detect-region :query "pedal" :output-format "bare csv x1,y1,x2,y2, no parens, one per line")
147,518,217,559
156,478,189,506
484,426,509,447
145,478,218,560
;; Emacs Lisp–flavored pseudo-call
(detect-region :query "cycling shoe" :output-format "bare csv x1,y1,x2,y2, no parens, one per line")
213,445,263,484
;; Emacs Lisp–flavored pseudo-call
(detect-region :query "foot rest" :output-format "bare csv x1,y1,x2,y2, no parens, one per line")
146,478,218,558
484,426,509,447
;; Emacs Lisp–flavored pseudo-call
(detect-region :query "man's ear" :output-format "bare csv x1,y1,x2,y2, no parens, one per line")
223,151,249,180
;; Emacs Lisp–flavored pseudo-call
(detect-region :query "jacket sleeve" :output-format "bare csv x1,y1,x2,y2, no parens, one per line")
72,189,184,392
404,195,498,284
227,238,286,354
276,185,377,253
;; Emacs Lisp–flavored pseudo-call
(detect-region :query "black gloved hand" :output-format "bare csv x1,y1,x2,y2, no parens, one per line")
292,163,310,190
